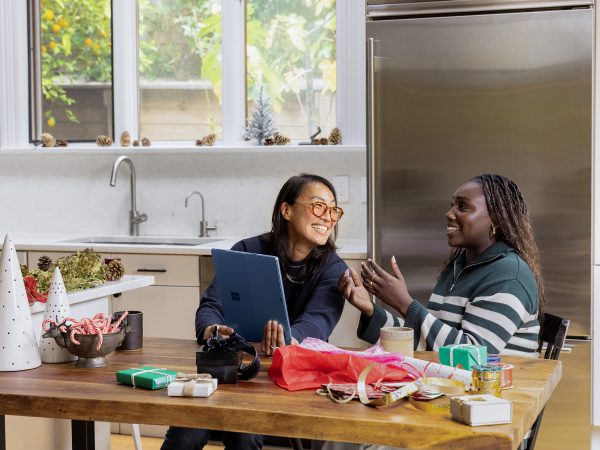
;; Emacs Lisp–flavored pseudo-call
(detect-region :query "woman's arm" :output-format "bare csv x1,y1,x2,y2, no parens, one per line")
403,279,537,353
288,257,347,342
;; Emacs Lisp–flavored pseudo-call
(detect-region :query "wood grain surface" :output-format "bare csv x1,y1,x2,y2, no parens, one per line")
0,338,561,450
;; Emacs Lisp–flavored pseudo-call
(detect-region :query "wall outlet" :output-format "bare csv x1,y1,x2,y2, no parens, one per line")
333,175,349,203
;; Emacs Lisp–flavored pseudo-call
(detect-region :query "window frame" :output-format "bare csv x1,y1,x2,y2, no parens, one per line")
0,0,364,149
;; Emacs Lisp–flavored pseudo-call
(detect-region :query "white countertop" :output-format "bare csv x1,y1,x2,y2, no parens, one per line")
1,232,367,259
29,274,155,314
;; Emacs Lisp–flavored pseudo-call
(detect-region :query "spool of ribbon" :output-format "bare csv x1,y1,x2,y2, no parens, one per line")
487,363,513,389
357,363,419,407
175,372,214,397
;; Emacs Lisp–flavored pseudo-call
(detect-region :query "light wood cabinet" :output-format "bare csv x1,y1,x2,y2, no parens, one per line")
110,253,200,340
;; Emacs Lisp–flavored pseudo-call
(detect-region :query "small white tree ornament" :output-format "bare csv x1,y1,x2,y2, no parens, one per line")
0,234,41,371
244,86,276,145
39,267,76,363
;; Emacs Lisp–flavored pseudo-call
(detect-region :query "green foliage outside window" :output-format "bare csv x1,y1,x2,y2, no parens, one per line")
40,0,336,136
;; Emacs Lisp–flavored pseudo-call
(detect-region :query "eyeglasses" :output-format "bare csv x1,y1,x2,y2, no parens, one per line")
296,201,344,221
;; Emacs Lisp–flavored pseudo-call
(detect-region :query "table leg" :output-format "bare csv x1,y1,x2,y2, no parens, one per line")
72,420,95,450
0,415,5,450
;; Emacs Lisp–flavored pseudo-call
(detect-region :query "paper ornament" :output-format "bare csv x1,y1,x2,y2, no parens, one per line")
0,234,41,371
38,267,76,363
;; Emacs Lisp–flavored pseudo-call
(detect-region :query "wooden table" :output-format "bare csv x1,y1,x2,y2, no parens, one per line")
0,338,562,450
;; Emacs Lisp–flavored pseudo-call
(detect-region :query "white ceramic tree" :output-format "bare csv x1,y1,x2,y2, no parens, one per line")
39,267,76,363
0,234,41,371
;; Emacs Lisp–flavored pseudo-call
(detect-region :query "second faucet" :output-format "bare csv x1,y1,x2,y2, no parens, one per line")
185,191,217,237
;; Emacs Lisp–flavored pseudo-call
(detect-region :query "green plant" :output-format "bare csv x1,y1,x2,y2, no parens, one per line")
40,0,112,128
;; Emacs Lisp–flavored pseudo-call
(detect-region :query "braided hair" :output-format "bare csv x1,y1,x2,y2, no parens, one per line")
471,174,546,321
263,173,338,283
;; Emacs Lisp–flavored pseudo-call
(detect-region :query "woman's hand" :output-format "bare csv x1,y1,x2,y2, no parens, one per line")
261,320,298,356
338,268,374,317
202,324,235,341
361,256,412,316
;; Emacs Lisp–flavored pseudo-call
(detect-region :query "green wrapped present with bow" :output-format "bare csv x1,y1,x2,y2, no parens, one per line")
116,366,177,390
439,344,487,371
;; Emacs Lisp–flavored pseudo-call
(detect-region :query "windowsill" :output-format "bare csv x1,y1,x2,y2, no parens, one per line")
0,143,366,155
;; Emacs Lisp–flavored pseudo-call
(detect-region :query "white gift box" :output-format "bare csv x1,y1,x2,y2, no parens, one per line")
450,394,512,426
167,378,218,397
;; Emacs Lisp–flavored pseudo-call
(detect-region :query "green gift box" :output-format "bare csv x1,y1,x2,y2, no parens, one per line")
439,344,487,371
116,366,177,390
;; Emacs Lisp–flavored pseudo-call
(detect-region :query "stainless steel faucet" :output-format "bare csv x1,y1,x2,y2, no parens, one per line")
109,155,148,236
185,191,217,237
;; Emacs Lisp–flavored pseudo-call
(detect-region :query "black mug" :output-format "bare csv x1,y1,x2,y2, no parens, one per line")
113,310,143,351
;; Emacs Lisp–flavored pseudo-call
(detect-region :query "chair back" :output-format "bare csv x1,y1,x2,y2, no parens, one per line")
525,312,570,450
538,313,570,360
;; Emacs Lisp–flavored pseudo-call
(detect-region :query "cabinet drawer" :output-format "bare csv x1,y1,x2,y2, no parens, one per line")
112,286,199,340
115,253,200,287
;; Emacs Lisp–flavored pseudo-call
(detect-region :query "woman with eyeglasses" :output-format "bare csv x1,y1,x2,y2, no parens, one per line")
161,173,347,450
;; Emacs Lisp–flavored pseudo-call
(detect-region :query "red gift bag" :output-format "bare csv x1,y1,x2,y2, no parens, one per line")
268,345,411,391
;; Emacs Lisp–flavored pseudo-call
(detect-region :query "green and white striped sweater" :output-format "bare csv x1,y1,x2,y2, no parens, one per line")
357,241,540,356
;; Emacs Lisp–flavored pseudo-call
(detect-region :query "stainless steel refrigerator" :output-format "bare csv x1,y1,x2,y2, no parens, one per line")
366,1,592,448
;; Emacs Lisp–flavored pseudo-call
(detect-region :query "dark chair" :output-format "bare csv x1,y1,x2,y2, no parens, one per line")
521,312,570,450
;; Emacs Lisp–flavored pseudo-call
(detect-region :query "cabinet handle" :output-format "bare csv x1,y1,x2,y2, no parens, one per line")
137,268,167,273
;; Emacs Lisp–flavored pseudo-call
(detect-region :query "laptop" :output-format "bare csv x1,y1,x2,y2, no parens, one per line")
210,248,292,344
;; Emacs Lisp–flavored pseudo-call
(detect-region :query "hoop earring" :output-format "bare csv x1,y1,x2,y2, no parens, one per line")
490,225,497,239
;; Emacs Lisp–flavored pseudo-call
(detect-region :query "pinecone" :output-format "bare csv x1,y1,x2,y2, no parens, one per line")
319,137,329,145
41,132,56,147
96,135,113,147
37,255,53,271
56,139,69,147
263,137,275,146
133,140,140,147
202,133,216,146
120,131,131,147
195,138,204,146
106,260,125,281
141,137,151,147
328,127,342,145
273,132,290,146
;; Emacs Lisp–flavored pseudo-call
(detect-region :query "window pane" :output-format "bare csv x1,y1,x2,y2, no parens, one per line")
247,0,336,141
139,0,222,141
39,0,113,140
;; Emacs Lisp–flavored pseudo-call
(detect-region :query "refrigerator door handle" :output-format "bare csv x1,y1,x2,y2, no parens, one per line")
366,0,593,19
367,37,376,260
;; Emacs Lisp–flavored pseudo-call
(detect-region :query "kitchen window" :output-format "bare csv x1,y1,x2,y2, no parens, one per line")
30,0,113,142
1,1,362,148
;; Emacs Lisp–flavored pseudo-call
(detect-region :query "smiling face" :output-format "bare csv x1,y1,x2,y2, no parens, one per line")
445,180,496,262
281,182,337,260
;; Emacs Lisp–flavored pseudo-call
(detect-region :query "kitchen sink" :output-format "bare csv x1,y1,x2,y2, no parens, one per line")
59,236,223,246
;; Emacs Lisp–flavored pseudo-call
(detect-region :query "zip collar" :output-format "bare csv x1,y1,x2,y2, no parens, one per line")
450,241,511,290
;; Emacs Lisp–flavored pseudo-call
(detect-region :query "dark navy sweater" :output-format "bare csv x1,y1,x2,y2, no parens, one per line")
195,234,347,344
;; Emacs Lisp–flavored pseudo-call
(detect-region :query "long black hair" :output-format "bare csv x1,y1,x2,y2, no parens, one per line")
443,174,546,321
262,173,339,282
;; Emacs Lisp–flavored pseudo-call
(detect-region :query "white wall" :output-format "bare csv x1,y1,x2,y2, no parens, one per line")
0,149,366,240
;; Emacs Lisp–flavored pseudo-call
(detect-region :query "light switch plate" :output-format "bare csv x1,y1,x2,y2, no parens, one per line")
333,175,349,203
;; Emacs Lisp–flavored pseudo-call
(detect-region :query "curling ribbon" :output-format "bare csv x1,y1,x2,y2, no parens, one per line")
357,363,419,407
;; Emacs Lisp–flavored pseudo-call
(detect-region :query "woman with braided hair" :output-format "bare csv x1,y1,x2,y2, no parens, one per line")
340,173,544,356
